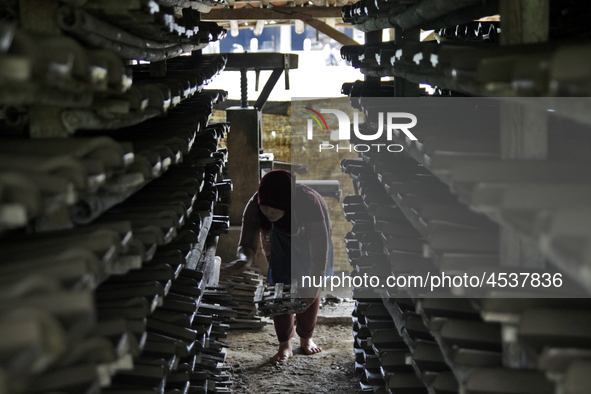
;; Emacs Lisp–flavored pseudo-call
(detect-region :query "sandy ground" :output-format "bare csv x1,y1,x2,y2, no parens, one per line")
225,323,361,394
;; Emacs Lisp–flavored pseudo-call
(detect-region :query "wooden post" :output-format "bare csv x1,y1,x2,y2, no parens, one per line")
500,103,548,160
217,107,265,268
498,0,550,369
500,0,550,45
365,30,382,86
225,107,261,225
499,0,550,269
394,27,421,97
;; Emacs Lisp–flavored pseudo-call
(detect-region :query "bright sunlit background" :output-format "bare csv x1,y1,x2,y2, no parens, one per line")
203,24,366,100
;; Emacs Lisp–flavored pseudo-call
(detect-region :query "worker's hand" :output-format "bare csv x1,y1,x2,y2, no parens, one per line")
223,259,249,275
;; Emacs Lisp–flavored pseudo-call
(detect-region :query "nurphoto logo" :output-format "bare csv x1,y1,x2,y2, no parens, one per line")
303,108,418,153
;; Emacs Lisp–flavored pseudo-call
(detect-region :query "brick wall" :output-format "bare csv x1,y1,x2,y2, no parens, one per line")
290,97,359,273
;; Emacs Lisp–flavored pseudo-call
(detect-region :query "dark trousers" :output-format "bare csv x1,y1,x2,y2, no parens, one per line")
272,297,321,342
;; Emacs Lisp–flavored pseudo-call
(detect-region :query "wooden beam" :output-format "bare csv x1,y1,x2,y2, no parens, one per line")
254,68,283,110
215,100,291,115
304,19,360,46
201,6,343,21
203,7,359,46
223,53,298,71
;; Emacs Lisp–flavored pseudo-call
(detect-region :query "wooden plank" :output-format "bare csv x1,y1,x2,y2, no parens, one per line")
201,6,343,21
274,283,284,300
200,235,220,286
185,212,213,270
218,281,259,291
233,304,257,312
253,285,264,303
226,288,255,297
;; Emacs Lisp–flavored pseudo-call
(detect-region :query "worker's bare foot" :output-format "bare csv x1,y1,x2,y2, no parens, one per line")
270,340,292,363
301,338,322,355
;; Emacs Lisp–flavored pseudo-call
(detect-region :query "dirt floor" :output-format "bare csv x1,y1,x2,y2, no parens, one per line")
224,292,361,394
225,324,361,394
